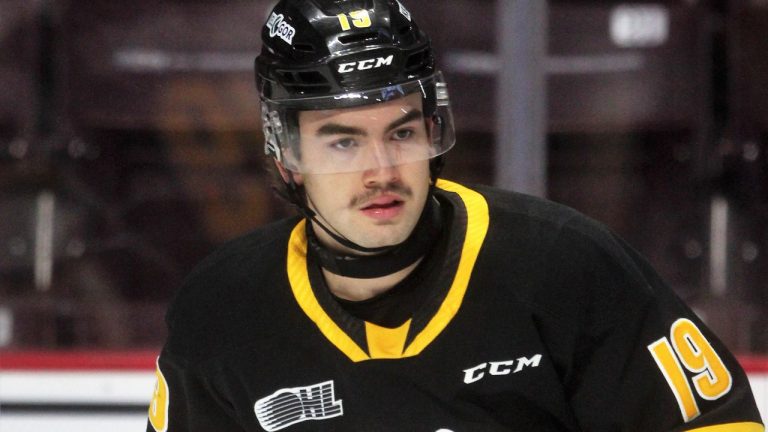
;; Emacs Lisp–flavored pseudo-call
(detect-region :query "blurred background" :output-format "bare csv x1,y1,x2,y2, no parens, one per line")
0,0,766,428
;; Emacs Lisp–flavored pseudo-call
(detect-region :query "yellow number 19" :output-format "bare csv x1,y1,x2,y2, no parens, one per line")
337,10,372,31
648,318,733,422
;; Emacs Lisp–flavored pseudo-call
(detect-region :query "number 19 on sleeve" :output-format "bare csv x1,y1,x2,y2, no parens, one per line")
647,318,733,423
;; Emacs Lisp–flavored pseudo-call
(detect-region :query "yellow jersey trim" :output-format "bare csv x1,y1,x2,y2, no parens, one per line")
403,179,490,356
286,179,489,362
684,422,764,432
286,220,370,362
365,319,412,358
148,357,170,432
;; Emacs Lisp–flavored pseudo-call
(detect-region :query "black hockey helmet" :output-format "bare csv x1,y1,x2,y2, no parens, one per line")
255,0,455,175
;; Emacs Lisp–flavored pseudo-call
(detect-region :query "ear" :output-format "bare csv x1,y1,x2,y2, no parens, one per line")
274,160,304,185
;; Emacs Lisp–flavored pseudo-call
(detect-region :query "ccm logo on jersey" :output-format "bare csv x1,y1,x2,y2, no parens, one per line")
254,380,343,431
462,354,542,384
337,55,394,73
266,12,296,45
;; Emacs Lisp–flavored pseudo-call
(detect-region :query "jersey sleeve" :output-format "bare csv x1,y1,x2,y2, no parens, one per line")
146,349,246,432
545,218,764,432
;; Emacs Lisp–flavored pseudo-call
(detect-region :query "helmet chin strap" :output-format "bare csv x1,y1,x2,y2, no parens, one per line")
306,194,442,279
307,197,399,255
276,175,443,279
285,176,393,254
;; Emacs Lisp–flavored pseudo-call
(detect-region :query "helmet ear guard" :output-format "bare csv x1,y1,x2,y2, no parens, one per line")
426,75,454,166
261,103,282,161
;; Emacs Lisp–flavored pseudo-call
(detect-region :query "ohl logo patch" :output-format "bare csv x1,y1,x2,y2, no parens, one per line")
255,380,343,431
148,358,170,432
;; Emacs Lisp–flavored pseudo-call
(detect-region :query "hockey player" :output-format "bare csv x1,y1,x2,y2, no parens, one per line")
147,0,764,431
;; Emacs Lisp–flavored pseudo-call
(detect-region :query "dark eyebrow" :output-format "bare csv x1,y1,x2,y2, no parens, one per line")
314,109,423,137
386,109,423,132
315,123,367,137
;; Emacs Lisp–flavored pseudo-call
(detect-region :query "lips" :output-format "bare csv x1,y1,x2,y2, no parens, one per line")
361,195,401,209
359,194,405,220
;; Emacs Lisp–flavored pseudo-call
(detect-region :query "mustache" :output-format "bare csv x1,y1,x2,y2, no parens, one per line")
349,182,413,208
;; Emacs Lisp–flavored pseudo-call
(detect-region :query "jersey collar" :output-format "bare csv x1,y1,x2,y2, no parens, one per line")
285,179,490,361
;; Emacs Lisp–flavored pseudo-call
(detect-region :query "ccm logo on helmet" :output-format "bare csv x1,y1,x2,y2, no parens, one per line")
337,55,394,73
267,12,296,45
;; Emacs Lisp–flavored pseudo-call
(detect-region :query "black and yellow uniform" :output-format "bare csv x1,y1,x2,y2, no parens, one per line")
147,180,764,432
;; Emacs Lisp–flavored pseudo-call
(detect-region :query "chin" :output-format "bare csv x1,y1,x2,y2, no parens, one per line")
354,230,410,249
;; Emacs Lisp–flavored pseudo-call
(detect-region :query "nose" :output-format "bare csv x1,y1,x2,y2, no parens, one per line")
362,142,400,186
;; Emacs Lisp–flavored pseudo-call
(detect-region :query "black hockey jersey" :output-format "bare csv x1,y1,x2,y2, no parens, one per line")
147,179,764,432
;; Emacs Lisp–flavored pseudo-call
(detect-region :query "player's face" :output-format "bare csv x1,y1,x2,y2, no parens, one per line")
293,93,432,251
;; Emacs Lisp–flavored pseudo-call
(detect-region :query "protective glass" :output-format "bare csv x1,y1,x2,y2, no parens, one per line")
261,73,455,174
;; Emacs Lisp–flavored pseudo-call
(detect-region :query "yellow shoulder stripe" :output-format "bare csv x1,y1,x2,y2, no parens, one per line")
684,422,764,432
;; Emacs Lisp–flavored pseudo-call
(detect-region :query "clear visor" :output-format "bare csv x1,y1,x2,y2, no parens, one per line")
261,73,455,174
